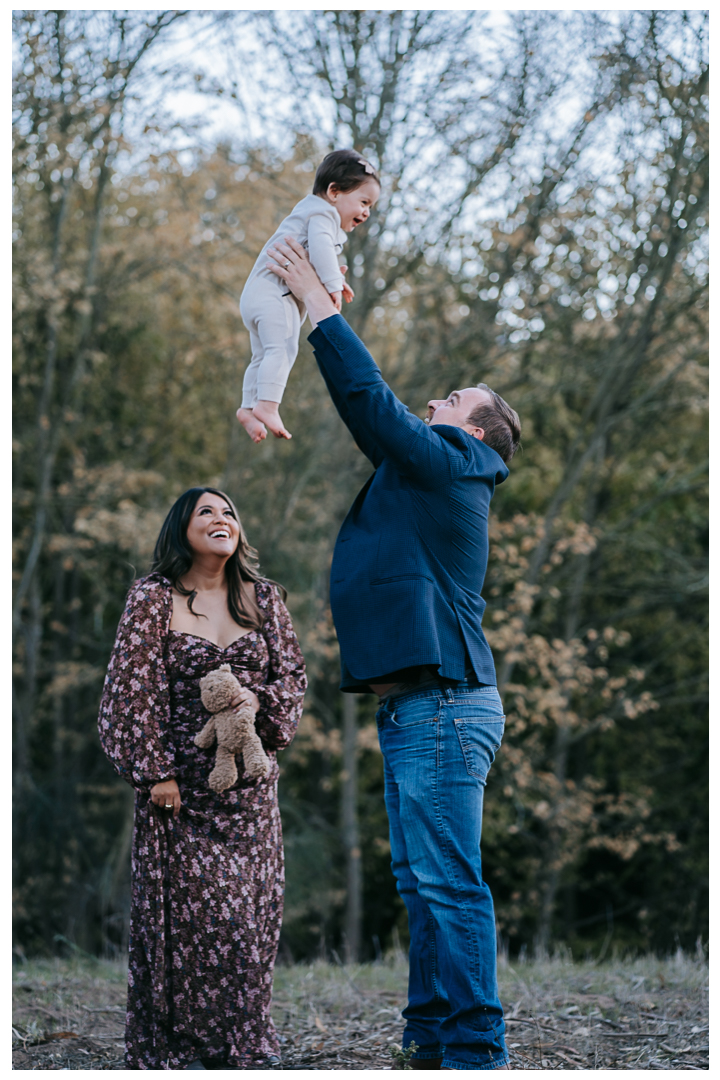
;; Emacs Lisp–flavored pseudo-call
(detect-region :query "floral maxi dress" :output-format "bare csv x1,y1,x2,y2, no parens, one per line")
98,573,306,1070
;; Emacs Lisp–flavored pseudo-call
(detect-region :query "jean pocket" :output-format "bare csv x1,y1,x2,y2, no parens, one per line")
386,701,440,729
454,718,505,781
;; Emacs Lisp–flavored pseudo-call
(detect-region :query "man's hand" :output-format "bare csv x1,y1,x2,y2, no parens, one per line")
266,237,339,329
150,778,181,818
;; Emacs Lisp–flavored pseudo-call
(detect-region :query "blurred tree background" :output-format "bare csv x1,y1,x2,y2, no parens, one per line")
13,9,707,963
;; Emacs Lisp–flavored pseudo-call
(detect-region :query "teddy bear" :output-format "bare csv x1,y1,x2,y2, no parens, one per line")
194,663,271,792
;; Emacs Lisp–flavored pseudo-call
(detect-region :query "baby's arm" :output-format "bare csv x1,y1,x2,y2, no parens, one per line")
307,213,345,298
343,265,356,304
331,267,354,312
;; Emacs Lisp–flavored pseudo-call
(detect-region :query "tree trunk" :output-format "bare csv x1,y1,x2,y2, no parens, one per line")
535,444,605,951
341,693,362,963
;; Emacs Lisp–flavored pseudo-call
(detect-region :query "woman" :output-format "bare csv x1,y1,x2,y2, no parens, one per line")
98,487,306,1070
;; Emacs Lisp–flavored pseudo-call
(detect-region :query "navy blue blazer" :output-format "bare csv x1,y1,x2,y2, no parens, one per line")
308,314,509,693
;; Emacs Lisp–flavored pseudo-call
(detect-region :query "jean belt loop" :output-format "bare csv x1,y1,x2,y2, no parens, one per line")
444,685,454,705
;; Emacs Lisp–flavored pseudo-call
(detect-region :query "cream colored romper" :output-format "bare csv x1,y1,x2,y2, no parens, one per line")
239,194,347,406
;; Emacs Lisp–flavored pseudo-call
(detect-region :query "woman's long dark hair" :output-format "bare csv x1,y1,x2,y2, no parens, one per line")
150,487,284,631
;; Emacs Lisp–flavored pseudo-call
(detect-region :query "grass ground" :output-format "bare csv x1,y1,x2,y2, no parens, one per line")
12,950,708,1070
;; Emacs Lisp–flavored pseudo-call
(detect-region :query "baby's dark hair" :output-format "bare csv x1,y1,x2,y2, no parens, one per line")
313,149,381,196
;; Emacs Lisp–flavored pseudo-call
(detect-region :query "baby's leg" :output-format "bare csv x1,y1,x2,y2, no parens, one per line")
252,400,290,440
237,323,268,442
251,294,302,439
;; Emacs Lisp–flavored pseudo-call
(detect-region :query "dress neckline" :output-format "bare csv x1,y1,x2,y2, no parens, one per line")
168,629,256,652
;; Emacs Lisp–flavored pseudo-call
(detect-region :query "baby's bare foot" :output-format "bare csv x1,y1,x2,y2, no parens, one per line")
253,400,292,440
236,407,267,443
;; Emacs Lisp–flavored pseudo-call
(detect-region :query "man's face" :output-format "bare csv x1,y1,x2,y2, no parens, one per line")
426,387,492,438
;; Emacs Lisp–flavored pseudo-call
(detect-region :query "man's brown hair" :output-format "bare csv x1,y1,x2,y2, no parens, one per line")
467,384,521,464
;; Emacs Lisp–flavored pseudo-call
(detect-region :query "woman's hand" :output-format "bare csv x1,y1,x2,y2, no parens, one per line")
231,688,261,715
150,778,181,818
266,237,339,328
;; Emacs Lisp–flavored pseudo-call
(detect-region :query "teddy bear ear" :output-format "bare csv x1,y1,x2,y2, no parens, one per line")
219,663,232,673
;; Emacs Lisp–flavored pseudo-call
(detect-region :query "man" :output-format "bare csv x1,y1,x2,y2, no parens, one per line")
269,239,520,1072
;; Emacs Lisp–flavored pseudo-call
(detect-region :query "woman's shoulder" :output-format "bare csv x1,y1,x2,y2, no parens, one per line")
253,577,285,607
125,573,173,609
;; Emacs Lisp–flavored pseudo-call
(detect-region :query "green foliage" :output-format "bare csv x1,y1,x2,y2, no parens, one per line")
390,1041,419,1069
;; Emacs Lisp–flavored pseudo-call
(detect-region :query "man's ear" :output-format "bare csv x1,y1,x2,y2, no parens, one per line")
468,426,485,442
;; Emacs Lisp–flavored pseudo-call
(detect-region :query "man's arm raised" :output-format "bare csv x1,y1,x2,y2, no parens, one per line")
267,240,384,466
267,239,468,485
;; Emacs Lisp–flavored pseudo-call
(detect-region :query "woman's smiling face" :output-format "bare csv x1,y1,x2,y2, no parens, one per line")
185,492,240,560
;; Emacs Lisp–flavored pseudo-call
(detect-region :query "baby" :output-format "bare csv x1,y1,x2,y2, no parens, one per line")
237,149,381,441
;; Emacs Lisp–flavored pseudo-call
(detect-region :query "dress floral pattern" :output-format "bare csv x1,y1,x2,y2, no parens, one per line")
98,573,306,1070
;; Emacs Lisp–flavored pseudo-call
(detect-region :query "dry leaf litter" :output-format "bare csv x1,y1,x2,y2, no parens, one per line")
12,949,707,1070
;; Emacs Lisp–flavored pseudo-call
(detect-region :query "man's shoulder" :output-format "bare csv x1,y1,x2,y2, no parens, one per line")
430,423,474,451
431,425,509,483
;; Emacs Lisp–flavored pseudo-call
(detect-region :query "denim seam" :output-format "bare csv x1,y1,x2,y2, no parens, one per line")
450,707,506,1053
429,908,441,1005
432,710,450,1019
434,702,482,992
429,708,443,1025
469,1007,506,1056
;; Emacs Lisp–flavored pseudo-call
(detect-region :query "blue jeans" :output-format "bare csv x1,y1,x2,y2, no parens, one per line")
376,681,508,1071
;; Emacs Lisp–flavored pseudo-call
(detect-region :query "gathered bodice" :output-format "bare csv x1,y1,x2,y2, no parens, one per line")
164,629,273,795
98,574,306,796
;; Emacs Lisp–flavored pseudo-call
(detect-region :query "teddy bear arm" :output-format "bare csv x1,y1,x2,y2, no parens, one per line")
194,716,217,749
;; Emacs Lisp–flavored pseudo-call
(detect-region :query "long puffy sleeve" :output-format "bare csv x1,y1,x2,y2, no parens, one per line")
98,575,176,789
253,580,307,751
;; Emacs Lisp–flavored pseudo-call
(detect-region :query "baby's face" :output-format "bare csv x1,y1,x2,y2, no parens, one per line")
327,178,380,232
